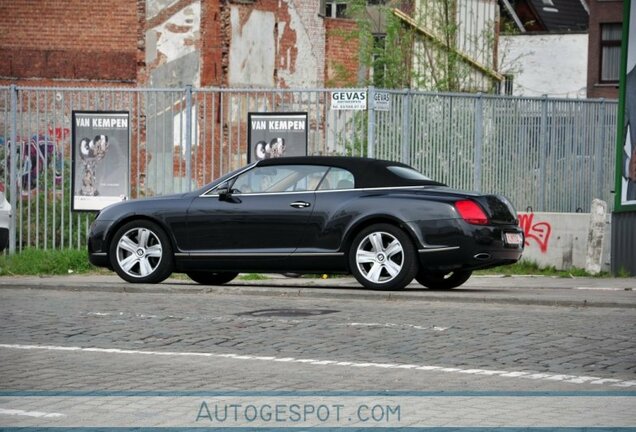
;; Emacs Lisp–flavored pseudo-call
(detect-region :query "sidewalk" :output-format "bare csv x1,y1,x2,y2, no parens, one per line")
0,273,634,308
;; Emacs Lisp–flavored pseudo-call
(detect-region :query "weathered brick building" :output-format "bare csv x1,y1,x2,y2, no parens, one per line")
0,0,363,88
0,0,145,86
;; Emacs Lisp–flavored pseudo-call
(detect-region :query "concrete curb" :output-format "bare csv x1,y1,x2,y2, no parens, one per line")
0,275,634,309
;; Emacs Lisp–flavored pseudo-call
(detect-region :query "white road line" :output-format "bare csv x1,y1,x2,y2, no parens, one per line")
0,343,633,388
574,287,632,291
0,408,65,418
348,322,449,331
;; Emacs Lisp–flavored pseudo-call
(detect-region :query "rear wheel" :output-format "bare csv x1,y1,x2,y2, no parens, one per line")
416,270,472,290
110,220,173,284
349,223,417,290
187,271,238,285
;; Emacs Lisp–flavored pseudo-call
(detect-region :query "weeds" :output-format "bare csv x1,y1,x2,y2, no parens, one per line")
0,248,96,276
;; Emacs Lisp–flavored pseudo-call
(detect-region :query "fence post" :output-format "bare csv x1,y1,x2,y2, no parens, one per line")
185,85,193,191
473,93,483,192
367,86,375,158
595,99,606,200
8,85,18,255
401,88,411,165
539,95,548,212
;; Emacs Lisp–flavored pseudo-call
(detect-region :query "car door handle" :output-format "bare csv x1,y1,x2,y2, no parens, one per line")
289,201,311,209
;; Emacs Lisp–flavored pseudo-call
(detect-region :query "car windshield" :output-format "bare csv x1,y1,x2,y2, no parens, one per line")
387,166,432,181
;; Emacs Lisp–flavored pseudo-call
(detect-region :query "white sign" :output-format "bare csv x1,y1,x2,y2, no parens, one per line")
374,92,390,111
330,91,367,110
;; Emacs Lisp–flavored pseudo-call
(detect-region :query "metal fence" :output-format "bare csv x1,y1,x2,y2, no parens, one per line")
0,85,618,252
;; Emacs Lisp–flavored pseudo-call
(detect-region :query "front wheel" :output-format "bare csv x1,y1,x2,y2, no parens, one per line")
349,223,418,290
416,270,472,290
187,271,238,285
109,220,174,284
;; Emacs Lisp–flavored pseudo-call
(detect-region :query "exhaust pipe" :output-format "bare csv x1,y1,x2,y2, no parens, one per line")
474,253,491,261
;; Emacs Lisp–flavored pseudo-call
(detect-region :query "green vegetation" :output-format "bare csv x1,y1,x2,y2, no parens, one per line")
238,273,269,281
0,248,97,276
337,0,503,92
475,261,609,278
0,251,619,279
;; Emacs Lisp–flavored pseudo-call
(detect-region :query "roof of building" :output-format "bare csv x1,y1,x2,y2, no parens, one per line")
527,0,588,32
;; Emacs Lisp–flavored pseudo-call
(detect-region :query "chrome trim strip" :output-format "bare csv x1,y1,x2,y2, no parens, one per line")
200,185,429,198
175,252,344,257
91,252,107,256
417,246,460,253
291,252,344,257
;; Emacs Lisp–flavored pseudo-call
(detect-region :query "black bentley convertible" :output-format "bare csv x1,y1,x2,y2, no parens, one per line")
88,156,524,290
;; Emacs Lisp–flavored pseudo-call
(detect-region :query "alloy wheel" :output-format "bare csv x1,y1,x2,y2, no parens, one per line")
115,227,163,278
355,231,404,284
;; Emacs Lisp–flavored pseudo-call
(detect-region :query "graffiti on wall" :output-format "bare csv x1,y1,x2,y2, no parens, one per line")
518,212,552,253
0,127,68,194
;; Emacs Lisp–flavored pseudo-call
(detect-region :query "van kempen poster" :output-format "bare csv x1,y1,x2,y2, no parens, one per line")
247,112,308,163
72,111,130,211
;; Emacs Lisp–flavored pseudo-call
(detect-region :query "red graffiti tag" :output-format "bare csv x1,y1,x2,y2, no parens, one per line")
47,126,70,143
518,213,552,253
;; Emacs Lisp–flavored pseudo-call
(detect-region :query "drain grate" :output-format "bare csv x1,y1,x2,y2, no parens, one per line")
236,308,339,317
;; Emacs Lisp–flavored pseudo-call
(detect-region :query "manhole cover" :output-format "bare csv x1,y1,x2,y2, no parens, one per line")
236,308,339,317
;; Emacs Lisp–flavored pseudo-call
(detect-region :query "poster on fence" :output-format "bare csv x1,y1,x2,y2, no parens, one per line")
247,112,308,163
72,111,130,211
617,0,636,210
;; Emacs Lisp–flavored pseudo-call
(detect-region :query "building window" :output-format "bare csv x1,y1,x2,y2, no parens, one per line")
325,1,348,18
600,23,622,83
321,1,387,18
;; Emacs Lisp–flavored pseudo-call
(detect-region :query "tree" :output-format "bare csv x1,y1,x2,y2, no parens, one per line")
343,0,506,92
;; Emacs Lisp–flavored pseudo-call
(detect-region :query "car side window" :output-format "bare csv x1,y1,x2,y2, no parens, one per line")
229,165,329,194
318,167,355,190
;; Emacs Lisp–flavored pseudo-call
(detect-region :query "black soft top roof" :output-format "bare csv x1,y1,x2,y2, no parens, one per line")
256,156,445,188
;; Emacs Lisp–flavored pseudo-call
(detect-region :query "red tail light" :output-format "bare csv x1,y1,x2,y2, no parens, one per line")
455,200,489,225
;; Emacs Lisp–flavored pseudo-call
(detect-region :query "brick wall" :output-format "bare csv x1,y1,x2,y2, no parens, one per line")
324,18,360,87
200,0,225,87
0,0,143,83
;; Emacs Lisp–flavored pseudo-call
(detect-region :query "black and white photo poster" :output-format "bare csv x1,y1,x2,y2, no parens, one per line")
72,111,130,211
247,113,308,163
620,1,636,208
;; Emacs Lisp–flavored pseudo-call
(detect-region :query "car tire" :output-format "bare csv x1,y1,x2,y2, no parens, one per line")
349,223,418,290
416,270,472,290
187,271,239,285
109,220,173,284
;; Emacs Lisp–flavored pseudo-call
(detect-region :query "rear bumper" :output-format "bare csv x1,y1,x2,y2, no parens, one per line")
409,220,524,272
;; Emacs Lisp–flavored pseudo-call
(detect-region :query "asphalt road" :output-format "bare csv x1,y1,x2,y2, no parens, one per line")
0,275,635,428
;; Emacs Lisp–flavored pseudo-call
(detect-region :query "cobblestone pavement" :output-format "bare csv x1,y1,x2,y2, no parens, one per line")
2,278,635,428
0,281,634,392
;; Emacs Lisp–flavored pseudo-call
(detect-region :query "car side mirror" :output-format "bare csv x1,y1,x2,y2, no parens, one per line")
217,187,231,201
